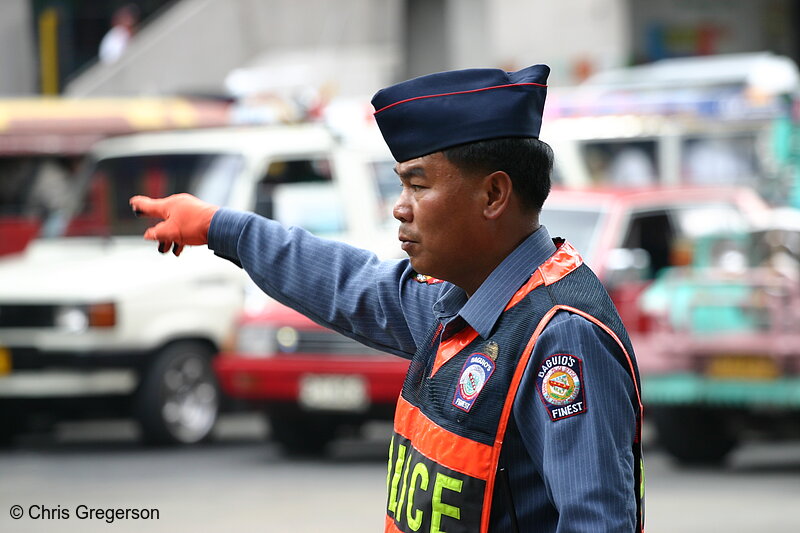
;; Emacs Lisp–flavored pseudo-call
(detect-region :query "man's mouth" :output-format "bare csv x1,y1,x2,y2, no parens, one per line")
399,233,418,252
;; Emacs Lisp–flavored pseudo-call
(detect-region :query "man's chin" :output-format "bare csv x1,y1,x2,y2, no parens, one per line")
408,258,439,279
408,256,427,274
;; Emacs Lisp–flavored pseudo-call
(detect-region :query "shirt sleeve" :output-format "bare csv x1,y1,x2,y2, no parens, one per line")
207,208,442,358
513,311,638,533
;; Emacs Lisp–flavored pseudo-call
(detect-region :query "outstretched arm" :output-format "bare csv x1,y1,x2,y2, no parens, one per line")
130,194,441,357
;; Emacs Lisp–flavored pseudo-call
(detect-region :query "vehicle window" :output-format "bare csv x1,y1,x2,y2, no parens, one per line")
0,156,78,218
622,211,675,277
43,153,242,238
371,159,400,229
581,140,658,186
622,204,749,278
672,204,749,239
539,206,604,264
681,134,759,187
550,159,565,186
255,158,345,235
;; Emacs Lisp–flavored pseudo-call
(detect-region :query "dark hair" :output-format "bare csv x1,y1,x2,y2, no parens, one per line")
442,137,553,212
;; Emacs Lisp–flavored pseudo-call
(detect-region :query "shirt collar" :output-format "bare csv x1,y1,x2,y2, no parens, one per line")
433,226,557,339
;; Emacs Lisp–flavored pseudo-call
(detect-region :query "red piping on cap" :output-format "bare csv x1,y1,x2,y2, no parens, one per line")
373,82,548,115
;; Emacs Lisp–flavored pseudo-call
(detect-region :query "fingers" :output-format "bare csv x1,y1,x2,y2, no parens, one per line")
129,195,168,219
147,223,184,256
131,193,210,256
144,220,181,243
155,242,183,256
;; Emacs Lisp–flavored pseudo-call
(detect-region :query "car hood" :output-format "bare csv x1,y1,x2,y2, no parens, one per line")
0,237,235,302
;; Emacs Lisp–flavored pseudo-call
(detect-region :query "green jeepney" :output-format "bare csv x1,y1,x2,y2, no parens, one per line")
639,221,800,464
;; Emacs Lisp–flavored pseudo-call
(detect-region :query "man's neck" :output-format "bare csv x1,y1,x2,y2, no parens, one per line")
461,224,540,297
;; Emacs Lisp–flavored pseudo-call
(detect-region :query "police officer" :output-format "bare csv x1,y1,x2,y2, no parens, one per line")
131,64,644,533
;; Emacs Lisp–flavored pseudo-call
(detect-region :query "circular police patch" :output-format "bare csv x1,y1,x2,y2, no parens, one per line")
535,354,587,421
541,366,580,405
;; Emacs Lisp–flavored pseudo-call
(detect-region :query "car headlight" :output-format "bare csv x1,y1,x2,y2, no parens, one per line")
55,303,116,333
275,326,299,352
55,306,88,333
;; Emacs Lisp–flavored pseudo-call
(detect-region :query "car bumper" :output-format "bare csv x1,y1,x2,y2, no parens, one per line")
0,346,147,398
643,373,800,408
214,354,409,408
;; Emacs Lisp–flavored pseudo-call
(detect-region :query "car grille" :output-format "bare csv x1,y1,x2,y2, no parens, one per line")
291,330,388,356
0,304,56,328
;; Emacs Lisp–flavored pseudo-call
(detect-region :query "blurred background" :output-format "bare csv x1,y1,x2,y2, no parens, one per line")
1,0,800,532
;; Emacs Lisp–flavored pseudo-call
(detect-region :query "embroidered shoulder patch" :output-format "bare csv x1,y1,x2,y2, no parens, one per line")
411,272,444,284
453,352,496,412
535,354,587,421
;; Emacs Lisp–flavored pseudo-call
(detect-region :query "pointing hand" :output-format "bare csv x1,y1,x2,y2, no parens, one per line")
129,193,219,256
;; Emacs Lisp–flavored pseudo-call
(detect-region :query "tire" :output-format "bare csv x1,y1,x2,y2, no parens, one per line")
651,406,738,465
268,413,340,456
135,341,220,445
0,402,23,447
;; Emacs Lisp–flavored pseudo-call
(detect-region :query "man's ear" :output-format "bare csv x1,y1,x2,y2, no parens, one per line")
482,171,513,220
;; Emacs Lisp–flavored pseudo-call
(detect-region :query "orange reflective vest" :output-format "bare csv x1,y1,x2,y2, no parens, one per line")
385,242,644,533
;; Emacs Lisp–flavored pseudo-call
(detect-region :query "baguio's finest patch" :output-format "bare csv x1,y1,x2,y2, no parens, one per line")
536,354,587,421
411,272,445,285
453,352,496,412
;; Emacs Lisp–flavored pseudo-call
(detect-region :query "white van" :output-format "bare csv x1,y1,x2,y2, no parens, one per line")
0,123,397,445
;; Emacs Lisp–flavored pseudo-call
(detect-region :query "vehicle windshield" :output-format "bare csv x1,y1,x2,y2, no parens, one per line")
539,205,605,263
41,153,243,238
270,182,345,235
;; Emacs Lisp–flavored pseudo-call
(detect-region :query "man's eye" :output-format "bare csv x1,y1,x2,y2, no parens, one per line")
398,180,425,192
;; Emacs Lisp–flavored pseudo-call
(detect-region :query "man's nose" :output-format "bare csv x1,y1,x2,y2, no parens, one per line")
393,190,413,223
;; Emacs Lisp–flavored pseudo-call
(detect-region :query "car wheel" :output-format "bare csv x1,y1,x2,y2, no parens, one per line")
651,406,738,465
135,341,220,445
0,402,22,447
268,413,339,456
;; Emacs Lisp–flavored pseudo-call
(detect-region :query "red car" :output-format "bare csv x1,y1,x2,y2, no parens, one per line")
214,303,409,453
215,186,769,453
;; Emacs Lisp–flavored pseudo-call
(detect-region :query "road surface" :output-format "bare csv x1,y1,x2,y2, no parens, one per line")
1,415,799,532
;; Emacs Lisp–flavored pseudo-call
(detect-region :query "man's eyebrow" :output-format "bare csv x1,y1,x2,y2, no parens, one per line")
394,166,426,179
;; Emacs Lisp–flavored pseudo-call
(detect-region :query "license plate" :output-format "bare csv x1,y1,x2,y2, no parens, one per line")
705,356,779,380
0,347,10,376
299,374,368,412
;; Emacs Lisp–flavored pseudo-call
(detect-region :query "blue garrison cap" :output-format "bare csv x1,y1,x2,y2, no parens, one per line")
371,64,549,162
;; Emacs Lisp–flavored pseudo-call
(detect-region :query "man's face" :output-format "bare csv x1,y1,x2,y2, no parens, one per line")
393,152,487,282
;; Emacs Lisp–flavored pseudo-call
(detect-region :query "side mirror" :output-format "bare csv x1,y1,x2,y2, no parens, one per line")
604,248,651,288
